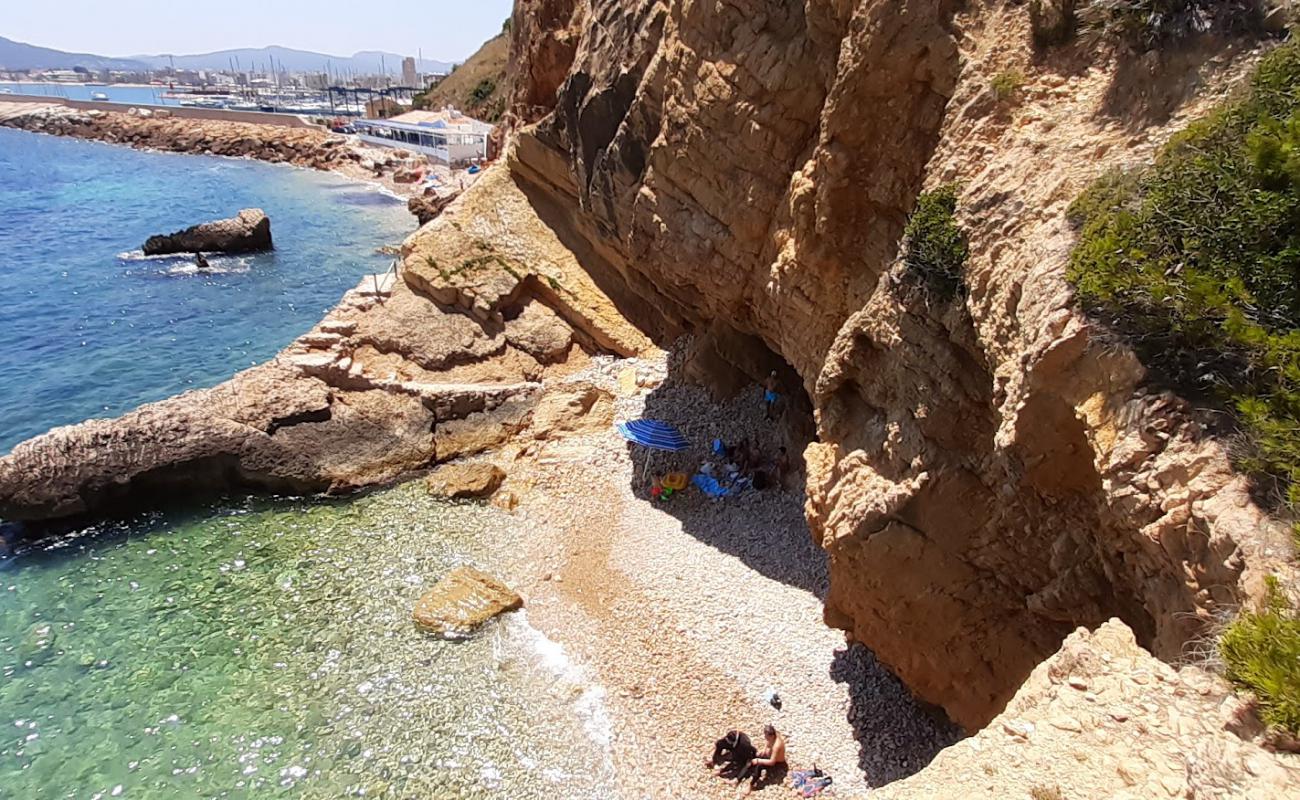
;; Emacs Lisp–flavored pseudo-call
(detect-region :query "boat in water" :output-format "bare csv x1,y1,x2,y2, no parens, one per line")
90,91,109,101
178,96,230,109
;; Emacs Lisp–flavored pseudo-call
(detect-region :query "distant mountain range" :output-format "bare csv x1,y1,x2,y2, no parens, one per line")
0,36,454,76
0,36,147,71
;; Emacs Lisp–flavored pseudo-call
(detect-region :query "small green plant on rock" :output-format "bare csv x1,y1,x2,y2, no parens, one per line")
470,78,497,106
902,185,969,302
992,69,1027,102
1220,576,1300,734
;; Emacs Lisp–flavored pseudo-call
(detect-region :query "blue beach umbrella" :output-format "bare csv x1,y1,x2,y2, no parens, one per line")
617,419,689,452
617,419,690,481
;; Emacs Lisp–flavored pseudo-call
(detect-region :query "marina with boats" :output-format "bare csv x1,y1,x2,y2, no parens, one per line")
0,81,427,117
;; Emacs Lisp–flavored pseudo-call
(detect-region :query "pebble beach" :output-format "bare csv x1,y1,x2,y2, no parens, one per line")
488,348,963,798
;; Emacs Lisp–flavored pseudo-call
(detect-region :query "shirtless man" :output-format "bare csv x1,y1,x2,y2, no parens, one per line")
774,447,791,490
743,724,787,794
763,371,780,420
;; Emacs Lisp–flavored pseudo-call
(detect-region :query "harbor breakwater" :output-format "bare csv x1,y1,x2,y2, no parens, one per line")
0,101,433,209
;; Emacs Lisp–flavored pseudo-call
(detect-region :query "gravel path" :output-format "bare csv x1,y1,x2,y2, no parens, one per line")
496,350,961,798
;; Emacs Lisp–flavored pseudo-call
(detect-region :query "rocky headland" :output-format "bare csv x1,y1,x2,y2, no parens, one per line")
2,1,1300,797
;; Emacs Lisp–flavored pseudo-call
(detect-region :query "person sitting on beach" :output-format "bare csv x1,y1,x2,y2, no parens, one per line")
705,729,757,778
763,371,781,420
743,724,788,794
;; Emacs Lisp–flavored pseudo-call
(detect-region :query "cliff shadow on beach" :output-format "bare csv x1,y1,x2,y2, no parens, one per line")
621,338,966,789
624,338,825,598
831,643,965,788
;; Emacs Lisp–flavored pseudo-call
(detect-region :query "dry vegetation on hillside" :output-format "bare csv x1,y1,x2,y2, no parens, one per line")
414,30,509,122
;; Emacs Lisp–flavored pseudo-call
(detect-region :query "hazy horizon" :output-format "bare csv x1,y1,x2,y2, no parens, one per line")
4,0,513,63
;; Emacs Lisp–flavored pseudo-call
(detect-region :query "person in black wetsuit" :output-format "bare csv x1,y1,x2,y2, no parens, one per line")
705,730,757,778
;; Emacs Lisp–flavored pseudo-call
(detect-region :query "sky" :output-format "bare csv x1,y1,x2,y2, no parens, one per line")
4,0,514,62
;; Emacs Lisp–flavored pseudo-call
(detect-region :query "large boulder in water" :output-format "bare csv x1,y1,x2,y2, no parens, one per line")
425,462,506,499
143,208,272,255
412,566,523,637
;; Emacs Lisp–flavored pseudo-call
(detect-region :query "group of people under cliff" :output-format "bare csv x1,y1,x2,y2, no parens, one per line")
650,372,793,501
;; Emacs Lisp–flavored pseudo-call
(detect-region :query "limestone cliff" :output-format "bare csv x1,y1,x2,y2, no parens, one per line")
493,0,1295,732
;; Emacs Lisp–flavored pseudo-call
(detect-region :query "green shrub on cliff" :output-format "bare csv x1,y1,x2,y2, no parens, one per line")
992,69,1027,101
902,185,969,302
1035,1,1269,50
1067,40,1300,514
1079,0,1266,48
1220,577,1300,734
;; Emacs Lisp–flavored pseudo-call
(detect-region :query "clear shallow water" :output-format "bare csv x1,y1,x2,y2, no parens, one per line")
0,131,614,798
0,484,615,799
0,127,413,452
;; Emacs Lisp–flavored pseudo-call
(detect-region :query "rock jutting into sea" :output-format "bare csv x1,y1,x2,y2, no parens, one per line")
408,189,460,226
143,208,272,255
0,167,653,521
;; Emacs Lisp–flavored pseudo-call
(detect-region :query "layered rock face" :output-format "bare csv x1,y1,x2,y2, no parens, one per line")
499,0,1292,730
143,208,272,255
876,620,1300,799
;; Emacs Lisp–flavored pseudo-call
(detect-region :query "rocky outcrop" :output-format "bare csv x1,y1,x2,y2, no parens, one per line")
143,208,272,255
0,166,652,522
876,619,1300,799
425,462,506,499
412,566,523,637
486,0,1295,732
407,189,458,226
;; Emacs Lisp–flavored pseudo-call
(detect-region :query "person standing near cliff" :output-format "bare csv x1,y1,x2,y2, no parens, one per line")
774,447,791,490
763,371,781,421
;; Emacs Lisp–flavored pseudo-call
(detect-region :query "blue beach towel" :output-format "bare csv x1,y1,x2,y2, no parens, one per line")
691,473,731,499
792,769,833,797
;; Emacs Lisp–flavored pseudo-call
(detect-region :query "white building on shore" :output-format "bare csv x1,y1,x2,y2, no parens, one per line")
351,106,493,166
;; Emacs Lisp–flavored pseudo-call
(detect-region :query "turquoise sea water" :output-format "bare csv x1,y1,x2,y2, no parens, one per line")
0,127,412,453
0,131,615,797
0,486,615,799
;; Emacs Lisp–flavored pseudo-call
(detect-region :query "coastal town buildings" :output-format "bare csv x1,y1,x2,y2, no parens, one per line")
401,56,417,87
350,106,492,165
